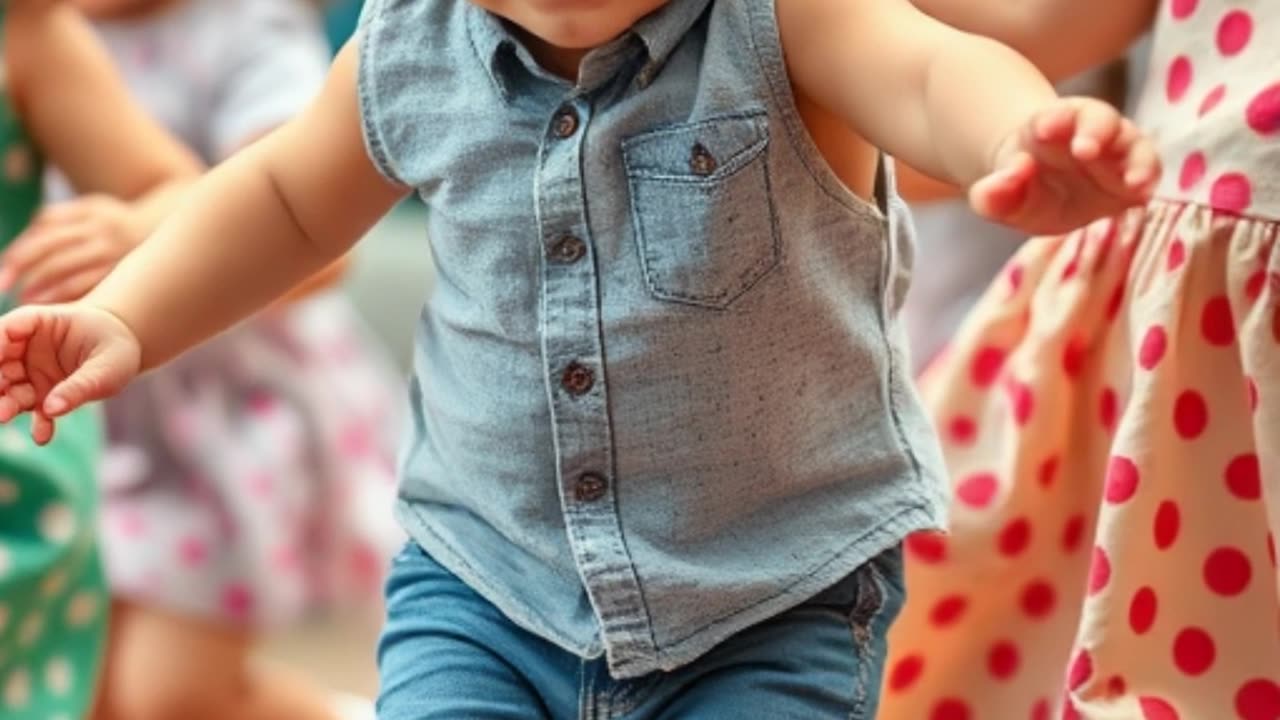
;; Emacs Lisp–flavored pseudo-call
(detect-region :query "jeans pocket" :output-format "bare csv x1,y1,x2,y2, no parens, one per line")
623,109,780,309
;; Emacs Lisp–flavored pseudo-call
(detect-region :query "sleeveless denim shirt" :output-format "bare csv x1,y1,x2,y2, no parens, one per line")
358,0,948,678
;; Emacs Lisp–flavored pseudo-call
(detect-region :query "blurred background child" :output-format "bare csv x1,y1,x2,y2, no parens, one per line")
0,1,199,717
28,1,403,718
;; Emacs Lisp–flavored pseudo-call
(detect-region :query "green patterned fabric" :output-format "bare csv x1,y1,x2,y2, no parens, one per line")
0,7,108,717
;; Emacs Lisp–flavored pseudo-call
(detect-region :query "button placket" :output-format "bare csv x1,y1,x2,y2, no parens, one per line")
534,96,657,668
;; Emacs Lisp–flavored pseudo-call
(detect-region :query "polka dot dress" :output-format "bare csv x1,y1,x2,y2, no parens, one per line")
0,12,110,716
880,2,1280,718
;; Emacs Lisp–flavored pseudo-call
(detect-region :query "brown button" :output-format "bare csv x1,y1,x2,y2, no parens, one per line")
561,362,594,396
689,143,716,176
550,235,586,264
574,474,608,502
553,107,579,138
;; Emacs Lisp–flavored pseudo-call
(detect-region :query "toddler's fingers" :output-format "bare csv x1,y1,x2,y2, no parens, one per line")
1033,103,1079,146
43,352,131,419
31,411,54,446
1124,139,1162,191
1071,104,1122,161
970,152,1035,221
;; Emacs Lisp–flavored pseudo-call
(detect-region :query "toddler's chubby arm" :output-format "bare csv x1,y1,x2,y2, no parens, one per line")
777,0,1159,234
0,43,406,443
910,0,1158,83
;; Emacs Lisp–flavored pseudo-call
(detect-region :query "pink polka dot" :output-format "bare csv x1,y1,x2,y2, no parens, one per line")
1100,387,1119,433
340,424,375,458
1008,263,1025,294
1236,679,1280,720
988,641,1020,680
1155,501,1181,550
1140,697,1182,720
1177,154,1205,192
1170,0,1197,19
931,699,972,720
957,473,999,509
999,517,1032,557
245,390,278,416
1107,282,1127,322
1105,456,1140,503
1246,83,1280,136
1167,56,1193,103
889,654,924,692
948,415,978,446
1174,391,1209,439
1062,336,1087,378
1168,240,1189,273
1247,376,1260,413
1210,173,1253,213
931,595,969,628
1247,270,1268,302
1173,627,1216,676
1204,546,1252,596
1021,580,1056,620
1199,84,1227,116
1031,698,1051,720
1130,587,1158,634
221,583,255,619
1139,326,1168,370
247,471,273,499
272,544,302,573
1062,513,1086,553
1088,546,1111,595
1226,454,1262,500
1216,10,1253,55
1201,295,1236,345
1068,649,1093,691
178,537,209,568
1005,379,1035,426
1039,456,1060,489
971,346,1007,388
1063,698,1081,720
112,509,147,539
1108,676,1128,698
907,532,948,564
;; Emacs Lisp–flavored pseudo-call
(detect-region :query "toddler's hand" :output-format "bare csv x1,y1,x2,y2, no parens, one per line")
0,195,144,304
0,303,141,444
970,98,1160,235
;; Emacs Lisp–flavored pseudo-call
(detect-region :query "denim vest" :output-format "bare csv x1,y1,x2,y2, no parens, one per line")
358,0,947,678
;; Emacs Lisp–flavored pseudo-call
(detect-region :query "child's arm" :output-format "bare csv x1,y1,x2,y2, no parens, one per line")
778,0,1158,233
0,3,202,303
910,0,1157,82
8,2,201,200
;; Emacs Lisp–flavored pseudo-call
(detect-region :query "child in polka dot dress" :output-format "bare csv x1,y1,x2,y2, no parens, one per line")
0,1,198,717
881,0,1280,718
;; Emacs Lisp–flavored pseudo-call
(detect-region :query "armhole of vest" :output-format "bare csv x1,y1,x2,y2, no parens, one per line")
355,0,403,186
740,0,890,220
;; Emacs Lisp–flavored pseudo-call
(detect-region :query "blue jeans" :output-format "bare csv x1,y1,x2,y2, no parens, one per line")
377,543,905,719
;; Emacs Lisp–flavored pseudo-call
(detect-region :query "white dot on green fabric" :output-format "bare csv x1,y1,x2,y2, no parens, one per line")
41,570,68,598
65,590,99,628
0,544,9,577
18,612,43,647
3,668,30,709
4,146,31,183
44,657,72,696
38,503,76,544
0,429,26,453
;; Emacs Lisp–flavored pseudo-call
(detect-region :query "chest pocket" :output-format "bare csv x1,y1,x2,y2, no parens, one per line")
623,110,779,309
